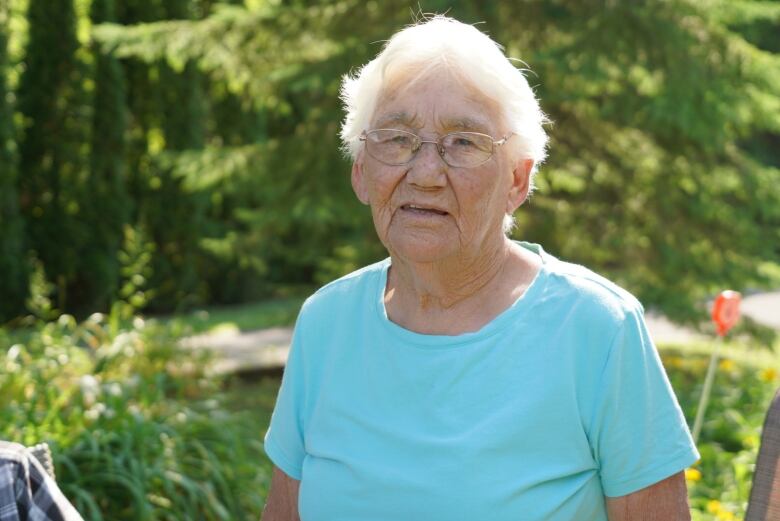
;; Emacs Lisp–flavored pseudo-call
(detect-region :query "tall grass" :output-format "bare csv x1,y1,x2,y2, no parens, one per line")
1,311,269,520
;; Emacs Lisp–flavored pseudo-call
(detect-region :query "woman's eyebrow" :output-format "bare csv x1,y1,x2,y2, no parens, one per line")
374,112,420,128
440,116,491,133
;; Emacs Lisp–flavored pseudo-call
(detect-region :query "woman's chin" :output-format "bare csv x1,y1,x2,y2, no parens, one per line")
386,231,458,264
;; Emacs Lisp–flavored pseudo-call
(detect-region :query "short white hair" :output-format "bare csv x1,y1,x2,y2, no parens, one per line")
340,15,549,175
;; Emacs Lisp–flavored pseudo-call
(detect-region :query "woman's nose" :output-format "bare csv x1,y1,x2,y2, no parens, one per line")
407,141,447,187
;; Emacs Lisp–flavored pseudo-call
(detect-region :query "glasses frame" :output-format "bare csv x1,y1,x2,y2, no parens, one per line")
359,128,514,168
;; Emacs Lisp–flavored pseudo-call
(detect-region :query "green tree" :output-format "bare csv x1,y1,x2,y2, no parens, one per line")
112,0,208,312
16,0,88,313
94,1,403,295
492,0,780,320
144,0,211,311
78,0,131,312
0,0,27,322
92,0,780,322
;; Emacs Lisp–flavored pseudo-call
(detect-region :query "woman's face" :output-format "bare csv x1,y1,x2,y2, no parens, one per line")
352,71,533,264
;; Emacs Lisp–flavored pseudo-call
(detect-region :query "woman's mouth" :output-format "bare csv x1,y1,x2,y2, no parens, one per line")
400,204,449,216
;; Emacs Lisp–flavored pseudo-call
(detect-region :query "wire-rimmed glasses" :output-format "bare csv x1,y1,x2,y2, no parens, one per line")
359,129,513,168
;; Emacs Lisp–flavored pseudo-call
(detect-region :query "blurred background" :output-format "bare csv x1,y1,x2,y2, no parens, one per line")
1,0,779,325
1,0,779,520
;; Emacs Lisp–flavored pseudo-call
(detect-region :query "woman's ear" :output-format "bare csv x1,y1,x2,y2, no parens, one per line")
351,157,370,205
506,158,534,214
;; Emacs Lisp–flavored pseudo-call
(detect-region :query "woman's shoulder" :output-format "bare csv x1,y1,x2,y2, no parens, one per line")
540,251,644,325
299,258,389,317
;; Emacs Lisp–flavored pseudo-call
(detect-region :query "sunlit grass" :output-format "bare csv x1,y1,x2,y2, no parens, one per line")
155,295,306,336
658,339,780,371
3,294,307,349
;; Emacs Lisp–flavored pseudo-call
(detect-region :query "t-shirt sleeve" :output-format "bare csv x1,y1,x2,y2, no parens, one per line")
589,305,700,497
263,314,308,480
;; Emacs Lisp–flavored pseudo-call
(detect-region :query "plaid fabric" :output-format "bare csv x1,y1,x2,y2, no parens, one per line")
0,442,83,521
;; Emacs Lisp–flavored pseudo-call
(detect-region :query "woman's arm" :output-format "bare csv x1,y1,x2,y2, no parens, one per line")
261,466,301,521
606,471,691,521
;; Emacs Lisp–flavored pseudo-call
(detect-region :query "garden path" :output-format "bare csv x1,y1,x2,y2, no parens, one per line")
181,291,780,375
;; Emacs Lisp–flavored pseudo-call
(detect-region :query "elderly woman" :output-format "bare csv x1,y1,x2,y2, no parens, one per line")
262,16,698,521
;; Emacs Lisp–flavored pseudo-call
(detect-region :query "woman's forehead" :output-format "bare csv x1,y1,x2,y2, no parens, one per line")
373,110,494,134
372,74,502,133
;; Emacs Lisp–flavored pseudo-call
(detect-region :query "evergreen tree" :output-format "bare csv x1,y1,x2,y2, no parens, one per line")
77,0,130,312
92,0,780,320
490,0,780,320
0,0,27,322
115,0,165,215
145,0,210,311
160,0,205,151
731,1,780,271
114,0,199,311
16,0,88,313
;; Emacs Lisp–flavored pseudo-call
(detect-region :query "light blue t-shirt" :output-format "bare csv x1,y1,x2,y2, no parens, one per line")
264,242,699,520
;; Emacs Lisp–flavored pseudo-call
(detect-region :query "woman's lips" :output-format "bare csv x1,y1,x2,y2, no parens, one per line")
400,204,449,216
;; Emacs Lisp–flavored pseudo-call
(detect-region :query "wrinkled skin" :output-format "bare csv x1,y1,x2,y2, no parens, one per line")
351,71,531,268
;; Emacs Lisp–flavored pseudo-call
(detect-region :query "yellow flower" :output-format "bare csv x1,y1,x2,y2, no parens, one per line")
717,510,736,521
760,367,778,382
706,499,736,520
664,355,683,369
707,500,722,514
742,433,759,449
718,358,736,372
684,468,702,482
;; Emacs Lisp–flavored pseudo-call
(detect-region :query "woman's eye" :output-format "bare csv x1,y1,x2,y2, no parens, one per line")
453,137,475,147
390,135,412,145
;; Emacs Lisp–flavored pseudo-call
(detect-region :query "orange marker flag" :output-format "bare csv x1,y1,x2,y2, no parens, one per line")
693,289,742,443
711,290,741,336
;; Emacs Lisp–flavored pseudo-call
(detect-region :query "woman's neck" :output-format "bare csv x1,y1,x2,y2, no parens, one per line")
385,239,540,334
389,239,510,309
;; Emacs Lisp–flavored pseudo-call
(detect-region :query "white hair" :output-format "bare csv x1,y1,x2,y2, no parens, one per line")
340,15,549,179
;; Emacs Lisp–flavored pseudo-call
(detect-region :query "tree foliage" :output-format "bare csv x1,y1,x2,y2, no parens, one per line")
2,0,778,325
0,0,26,320
498,1,780,319
16,0,89,313
92,0,780,322
82,0,130,312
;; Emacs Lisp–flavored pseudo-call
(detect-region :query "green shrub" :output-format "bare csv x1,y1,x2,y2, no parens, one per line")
661,349,779,521
1,311,269,520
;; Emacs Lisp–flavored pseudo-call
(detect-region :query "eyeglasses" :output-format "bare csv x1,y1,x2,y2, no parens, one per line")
359,129,513,168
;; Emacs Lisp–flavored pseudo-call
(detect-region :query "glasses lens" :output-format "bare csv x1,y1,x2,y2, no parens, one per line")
441,132,494,167
366,130,418,165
